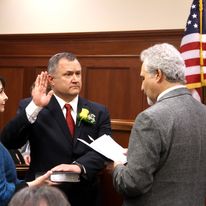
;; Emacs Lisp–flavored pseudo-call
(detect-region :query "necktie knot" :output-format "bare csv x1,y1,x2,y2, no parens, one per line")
65,104,75,137
65,103,72,112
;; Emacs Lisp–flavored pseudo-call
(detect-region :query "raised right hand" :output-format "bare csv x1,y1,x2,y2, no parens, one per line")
32,71,53,107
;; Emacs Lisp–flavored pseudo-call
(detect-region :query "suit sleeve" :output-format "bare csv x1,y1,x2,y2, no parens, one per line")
0,106,31,149
112,112,163,197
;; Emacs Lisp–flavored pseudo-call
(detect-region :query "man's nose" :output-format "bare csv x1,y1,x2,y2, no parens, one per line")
72,74,78,81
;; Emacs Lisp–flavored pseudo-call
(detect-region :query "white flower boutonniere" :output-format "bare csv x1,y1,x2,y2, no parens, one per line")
78,108,96,126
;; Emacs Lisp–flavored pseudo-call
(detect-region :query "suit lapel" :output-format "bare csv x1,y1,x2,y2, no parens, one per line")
73,97,89,144
46,96,73,143
46,96,91,144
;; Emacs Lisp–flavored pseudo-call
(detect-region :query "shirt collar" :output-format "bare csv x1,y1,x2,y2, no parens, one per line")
54,94,78,114
157,85,186,101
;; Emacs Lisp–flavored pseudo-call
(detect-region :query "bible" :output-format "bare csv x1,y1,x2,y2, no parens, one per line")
50,171,80,182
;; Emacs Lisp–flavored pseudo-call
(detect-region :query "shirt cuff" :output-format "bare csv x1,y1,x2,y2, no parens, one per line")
72,161,87,175
25,100,43,123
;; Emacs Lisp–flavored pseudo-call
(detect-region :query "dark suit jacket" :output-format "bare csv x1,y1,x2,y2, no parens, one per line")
113,88,206,206
1,96,112,206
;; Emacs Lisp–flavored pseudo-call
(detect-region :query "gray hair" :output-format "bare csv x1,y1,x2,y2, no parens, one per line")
8,185,70,206
48,52,77,74
140,43,186,83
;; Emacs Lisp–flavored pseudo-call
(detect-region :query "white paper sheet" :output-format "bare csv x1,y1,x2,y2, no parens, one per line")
77,134,127,164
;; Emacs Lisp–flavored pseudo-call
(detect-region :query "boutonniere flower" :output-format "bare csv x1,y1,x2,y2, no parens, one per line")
78,108,96,126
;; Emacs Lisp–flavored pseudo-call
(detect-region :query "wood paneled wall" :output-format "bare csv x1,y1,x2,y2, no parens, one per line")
0,29,183,206
0,29,183,129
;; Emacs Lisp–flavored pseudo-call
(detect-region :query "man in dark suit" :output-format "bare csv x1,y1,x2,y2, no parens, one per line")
108,43,206,206
1,52,112,206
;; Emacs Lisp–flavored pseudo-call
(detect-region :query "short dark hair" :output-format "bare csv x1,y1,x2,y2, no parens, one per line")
48,52,77,74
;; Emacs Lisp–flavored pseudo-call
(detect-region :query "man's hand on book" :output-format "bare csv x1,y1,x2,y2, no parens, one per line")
51,164,81,174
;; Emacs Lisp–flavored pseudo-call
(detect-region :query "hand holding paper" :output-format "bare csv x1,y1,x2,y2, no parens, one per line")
78,134,127,164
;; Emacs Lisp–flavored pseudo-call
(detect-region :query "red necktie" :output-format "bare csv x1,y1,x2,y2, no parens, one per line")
65,104,75,137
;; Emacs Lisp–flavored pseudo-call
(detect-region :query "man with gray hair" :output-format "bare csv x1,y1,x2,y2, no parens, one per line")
108,43,206,206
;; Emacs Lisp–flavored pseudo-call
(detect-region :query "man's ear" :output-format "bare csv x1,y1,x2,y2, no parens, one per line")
155,69,164,82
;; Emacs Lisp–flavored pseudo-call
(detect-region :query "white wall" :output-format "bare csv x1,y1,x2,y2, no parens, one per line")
0,0,192,34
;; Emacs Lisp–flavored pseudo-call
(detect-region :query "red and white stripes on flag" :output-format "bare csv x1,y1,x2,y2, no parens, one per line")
180,34,206,88
180,0,206,100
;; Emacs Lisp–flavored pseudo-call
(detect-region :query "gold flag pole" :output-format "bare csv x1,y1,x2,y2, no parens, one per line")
199,0,204,85
199,0,206,103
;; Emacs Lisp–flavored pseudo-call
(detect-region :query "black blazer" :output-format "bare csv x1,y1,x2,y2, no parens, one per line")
1,96,112,206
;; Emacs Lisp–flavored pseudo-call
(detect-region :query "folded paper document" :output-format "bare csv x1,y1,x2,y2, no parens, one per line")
78,134,127,164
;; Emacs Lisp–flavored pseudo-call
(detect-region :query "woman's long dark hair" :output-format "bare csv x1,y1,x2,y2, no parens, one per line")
0,76,6,88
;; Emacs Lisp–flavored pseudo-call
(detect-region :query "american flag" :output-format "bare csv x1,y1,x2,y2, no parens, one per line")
180,0,206,95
